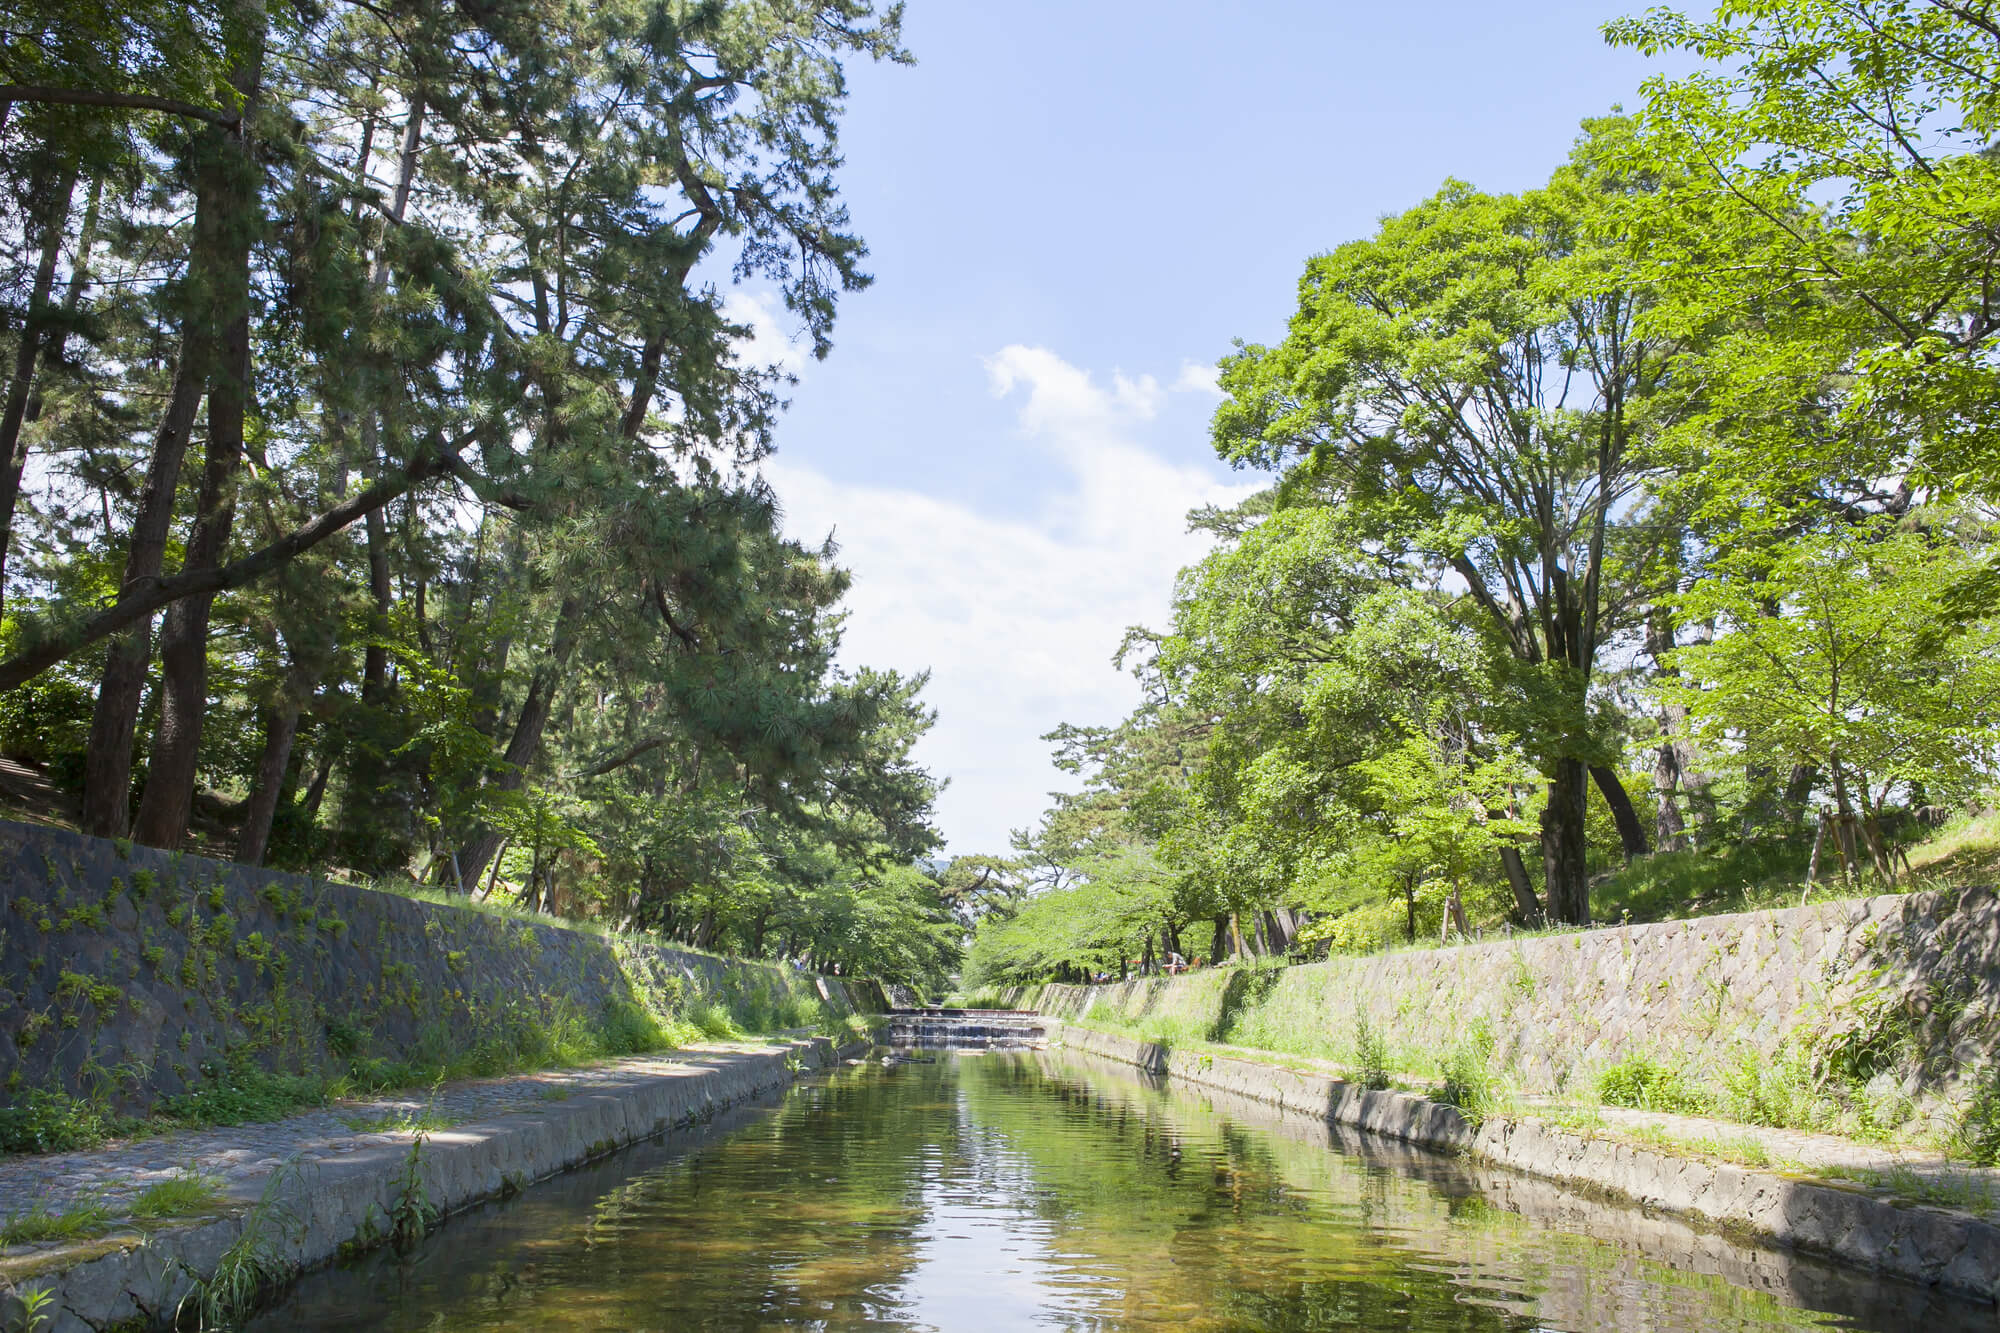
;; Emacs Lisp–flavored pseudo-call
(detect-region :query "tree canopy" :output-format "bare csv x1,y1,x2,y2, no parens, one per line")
963,2,2000,987
0,0,961,990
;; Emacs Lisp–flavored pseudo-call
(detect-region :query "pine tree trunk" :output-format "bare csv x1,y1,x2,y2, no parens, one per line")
359,94,425,699
453,599,576,887
84,7,262,841
129,5,265,848
1542,758,1592,924
0,164,77,615
236,655,313,866
1590,764,1649,861
79,360,206,837
235,694,300,866
299,747,334,826
132,338,249,846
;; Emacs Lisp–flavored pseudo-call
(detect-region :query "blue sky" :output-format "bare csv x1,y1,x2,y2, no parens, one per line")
744,1,1684,855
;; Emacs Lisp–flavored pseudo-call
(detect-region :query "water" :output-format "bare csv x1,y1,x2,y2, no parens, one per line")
254,1052,1992,1332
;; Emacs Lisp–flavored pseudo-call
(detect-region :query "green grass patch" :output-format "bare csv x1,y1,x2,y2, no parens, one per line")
1620,1122,1776,1168
1829,1163,1998,1214
129,1172,222,1219
0,1089,109,1155
1591,840,1814,925
158,1069,329,1128
1905,810,2000,885
0,1198,113,1246
1596,1055,1714,1116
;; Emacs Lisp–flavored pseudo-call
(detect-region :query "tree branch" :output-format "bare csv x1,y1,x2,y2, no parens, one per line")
0,427,479,692
0,84,239,128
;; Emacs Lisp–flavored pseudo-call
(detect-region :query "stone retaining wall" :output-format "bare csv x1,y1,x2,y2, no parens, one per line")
1024,885,2000,1112
1057,1023,2000,1306
0,821,877,1114
1035,1047,1968,1330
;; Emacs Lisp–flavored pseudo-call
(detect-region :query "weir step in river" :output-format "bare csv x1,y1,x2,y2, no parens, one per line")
883,1007,1049,1049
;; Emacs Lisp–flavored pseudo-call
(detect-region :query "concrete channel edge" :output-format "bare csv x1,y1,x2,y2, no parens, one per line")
2,1036,868,1333
1054,1022,2000,1309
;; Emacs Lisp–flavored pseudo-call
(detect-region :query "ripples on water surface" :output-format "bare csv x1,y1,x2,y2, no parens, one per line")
255,1051,1993,1332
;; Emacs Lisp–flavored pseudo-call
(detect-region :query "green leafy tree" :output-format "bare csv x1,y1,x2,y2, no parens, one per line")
1667,515,2000,871
1208,125,1675,921
1608,0,2000,495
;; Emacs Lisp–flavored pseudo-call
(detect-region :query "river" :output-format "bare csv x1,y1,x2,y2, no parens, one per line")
250,1050,1991,1331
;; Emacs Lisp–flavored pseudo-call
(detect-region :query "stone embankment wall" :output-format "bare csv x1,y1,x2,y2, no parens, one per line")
1026,886,2000,1110
4,1037,862,1333
1056,1025,2000,1305
0,821,879,1113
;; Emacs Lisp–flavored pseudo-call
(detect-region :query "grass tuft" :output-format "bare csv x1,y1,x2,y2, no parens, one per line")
0,1198,112,1246
129,1172,222,1219
1435,1022,1500,1126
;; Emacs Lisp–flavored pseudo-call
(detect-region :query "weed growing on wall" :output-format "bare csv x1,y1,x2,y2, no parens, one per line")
177,1163,301,1331
389,1135,439,1251
7,1284,56,1332
1436,1021,1499,1126
1354,1015,1390,1091
1951,1066,2000,1166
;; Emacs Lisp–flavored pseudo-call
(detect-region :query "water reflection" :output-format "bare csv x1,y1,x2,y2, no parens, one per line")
253,1051,1992,1332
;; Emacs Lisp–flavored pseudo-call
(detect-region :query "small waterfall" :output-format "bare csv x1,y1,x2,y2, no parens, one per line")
883,1007,1049,1050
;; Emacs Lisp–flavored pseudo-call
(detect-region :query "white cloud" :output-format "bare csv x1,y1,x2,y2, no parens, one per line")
764,345,1257,856
722,290,810,379
1173,360,1223,397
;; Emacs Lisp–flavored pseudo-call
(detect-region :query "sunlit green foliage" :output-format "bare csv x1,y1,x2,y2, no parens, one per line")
964,0,2000,985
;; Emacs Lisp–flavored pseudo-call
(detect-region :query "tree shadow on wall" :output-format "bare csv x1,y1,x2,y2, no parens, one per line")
1208,965,1283,1044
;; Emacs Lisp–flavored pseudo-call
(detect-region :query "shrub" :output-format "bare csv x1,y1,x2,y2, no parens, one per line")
1951,1064,2000,1166
598,1001,668,1055
0,1090,108,1155
158,1068,327,1127
1436,1022,1499,1125
689,1001,742,1040
1596,1055,1712,1116
1722,1044,1833,1133
1354,1014,1390,1091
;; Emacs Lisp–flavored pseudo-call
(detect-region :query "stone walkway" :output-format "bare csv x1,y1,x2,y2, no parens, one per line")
1,1042,791,1221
